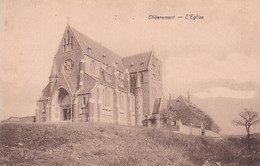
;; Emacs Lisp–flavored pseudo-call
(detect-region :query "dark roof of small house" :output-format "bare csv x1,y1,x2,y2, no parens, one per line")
167,96,190,111
71,27,125,72
167,96,206,125
122,51,152,73
152,98,162,114
78,73,97,95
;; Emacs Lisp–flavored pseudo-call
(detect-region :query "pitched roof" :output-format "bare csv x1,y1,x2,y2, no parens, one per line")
167,96,207,127
39,83,51,100
77,73,97,95
71,27,125,72
122,51,152,73
167,96,190,111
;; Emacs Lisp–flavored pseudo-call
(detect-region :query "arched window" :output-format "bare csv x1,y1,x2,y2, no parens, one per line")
106,89,108,107
70,36,73,49
140,72,144,82
63,38,66,52
101,71,105,80
103,88,105,106
90,60,96,75
107,89,110,107
67,30,70,51
122,94,125,110
43,102,46,110
67,31,70,43
83,96,86,105
119,93,121,109
152,73,156,80
104,87,107,107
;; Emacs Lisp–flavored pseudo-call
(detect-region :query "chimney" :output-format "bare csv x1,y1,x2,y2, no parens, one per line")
169,93,172,100
187,91,190,103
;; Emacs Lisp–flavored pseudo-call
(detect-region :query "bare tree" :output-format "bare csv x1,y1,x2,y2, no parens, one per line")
233,109,260,150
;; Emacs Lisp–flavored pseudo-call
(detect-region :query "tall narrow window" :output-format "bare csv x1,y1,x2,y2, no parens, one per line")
107,90,110,107
103,88,105,107
83,96,86,105
101,71,105,80
63,38,66,52
67,31,70,43
140,73,144,82
120,93,124,110
122,94,125,110
43,102,46,110
70,36,73,49
91,60,96,75
67,31,70,50
104,88,106,107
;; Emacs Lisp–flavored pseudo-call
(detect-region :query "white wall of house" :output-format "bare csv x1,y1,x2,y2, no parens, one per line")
178,120,220,137
179,121,202,136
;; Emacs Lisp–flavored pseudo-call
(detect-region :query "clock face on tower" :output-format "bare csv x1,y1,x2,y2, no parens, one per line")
64,59,74,74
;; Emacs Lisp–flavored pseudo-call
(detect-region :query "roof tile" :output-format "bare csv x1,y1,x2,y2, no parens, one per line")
71,27,125,72
122,51,152,73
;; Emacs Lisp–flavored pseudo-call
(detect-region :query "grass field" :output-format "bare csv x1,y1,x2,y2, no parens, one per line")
0,122,259,166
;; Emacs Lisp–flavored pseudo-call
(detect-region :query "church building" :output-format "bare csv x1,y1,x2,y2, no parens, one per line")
36,25,165,126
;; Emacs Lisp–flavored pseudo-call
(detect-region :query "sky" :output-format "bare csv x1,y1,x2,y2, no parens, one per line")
1,0,260,135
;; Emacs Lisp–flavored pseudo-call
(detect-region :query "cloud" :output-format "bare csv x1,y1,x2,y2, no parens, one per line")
193,87,257,99
163,52,260,95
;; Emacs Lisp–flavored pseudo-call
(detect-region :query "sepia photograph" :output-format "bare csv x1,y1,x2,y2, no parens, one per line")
0,0,260,165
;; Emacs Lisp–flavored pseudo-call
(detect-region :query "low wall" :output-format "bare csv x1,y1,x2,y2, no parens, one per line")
179,122,220,137
2,116,36,123
179,123,202,136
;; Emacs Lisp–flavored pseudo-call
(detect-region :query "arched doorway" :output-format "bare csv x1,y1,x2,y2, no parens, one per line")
51,88,72,122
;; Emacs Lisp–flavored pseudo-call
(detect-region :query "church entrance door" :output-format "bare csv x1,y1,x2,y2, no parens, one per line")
51,88,72,122
63,108,71,120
